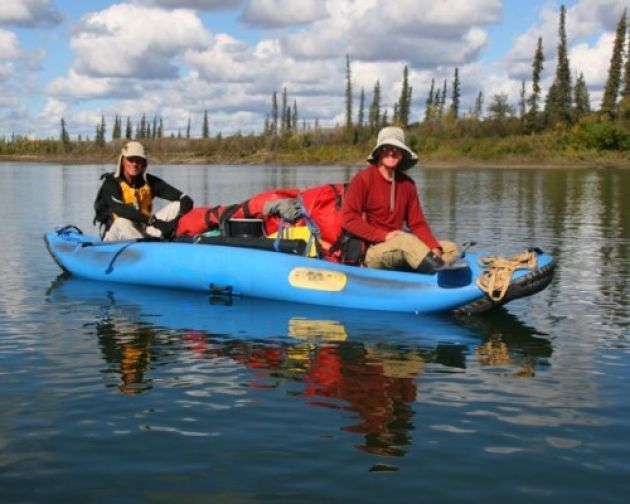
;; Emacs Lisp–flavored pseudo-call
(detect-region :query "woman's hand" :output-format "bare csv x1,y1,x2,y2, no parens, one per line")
385,230,404,241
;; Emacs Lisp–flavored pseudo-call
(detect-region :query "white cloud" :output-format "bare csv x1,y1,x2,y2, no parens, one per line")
2,0,626,139
571,32,614,89
183,33,340,94
70,4,212,79
0,0,63,27
241,0,329,28
281,0,499,66
47,70,138,100
0,29,21,59
134,0,241,10
40,97,68,120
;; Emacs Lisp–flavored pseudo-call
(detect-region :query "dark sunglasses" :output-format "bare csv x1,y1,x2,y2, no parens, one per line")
380,146,403,157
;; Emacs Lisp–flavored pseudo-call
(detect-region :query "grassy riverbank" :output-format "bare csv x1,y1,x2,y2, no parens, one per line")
2,121,629,169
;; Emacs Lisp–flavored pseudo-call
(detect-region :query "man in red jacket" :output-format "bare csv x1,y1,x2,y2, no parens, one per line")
341,126,458,272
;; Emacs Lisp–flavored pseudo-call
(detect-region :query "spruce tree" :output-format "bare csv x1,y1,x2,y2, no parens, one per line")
474,91,483,119
111,115,121,140
519,80,526,120
623,25,630,98
369,80,381,131
281,87,288,133
271,91,278,136
574,72,591,118
450,67,461,119
99,115,106,145
601,9,626,116
357,87,365,129
186,117,191,139
263,114,270,135
59,118,70,147
139,114,147,138
125,116,132,140
345,55,353,131
202,110,209,138
438,80,447,119
397,65,411,127
425,79,435,122
545,5,572,124
292,100,298,132
526,37,545,131
285,105,291,131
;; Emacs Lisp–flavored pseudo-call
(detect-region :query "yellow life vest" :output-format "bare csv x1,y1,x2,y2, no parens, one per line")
115,179,153,219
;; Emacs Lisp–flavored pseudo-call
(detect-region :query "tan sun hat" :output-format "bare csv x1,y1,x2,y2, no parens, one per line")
115,141,148,178
367,126,418,171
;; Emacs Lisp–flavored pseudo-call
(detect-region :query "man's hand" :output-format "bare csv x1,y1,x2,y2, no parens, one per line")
149,216,176,238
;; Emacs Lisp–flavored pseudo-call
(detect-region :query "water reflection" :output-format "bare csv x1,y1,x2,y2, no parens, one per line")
47,275,553,458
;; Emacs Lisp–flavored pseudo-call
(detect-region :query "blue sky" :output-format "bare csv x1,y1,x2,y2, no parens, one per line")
0,0,624,139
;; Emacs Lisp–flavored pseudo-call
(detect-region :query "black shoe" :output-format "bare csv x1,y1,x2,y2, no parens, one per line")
416,253,445,274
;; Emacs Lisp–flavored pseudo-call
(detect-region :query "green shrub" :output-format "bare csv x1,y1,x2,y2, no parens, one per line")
574,120,630,151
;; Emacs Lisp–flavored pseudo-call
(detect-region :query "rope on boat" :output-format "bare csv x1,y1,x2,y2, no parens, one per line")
476,250,539,301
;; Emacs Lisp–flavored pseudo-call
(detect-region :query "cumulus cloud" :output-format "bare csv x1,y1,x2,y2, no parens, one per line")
0,29,21,59
571,32,614,89
241,0,329,28
70,4,212,79
281,0,499,66
183,33,340,93
0,0,63,28
40,97,68,120
3,0,624,139
47,70,141,100
134,0,242,10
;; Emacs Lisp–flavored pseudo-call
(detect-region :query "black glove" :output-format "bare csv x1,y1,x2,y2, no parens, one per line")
179,195,193,215
262,198,302,222
416,252,445,274
149,216,177,238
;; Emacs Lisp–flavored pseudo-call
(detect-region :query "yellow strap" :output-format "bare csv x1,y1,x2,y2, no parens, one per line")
475,251,538,302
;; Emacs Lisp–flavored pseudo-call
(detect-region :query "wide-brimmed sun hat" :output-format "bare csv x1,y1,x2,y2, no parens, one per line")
115,141,148,178
367,126,418,171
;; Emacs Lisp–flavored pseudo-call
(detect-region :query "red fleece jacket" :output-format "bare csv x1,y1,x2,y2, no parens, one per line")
341,164,440,249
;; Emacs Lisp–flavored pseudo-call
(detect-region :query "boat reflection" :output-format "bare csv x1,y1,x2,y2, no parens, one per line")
47,275,552,457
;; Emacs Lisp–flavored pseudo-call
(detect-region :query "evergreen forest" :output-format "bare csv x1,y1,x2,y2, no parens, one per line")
2,5,629,168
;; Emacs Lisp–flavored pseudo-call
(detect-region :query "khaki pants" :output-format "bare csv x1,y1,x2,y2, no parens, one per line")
364,233,459,270
104,201,181,241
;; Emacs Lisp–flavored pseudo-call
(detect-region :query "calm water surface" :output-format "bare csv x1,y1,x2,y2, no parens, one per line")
0,163,628,503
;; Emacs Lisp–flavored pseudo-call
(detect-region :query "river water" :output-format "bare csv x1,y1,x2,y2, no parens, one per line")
0,163,628,503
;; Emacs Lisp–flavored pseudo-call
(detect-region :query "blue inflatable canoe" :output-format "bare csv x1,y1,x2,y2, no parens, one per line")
44,226,556,315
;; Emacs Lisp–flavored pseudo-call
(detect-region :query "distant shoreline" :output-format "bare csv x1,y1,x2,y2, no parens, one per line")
1,154,628,170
